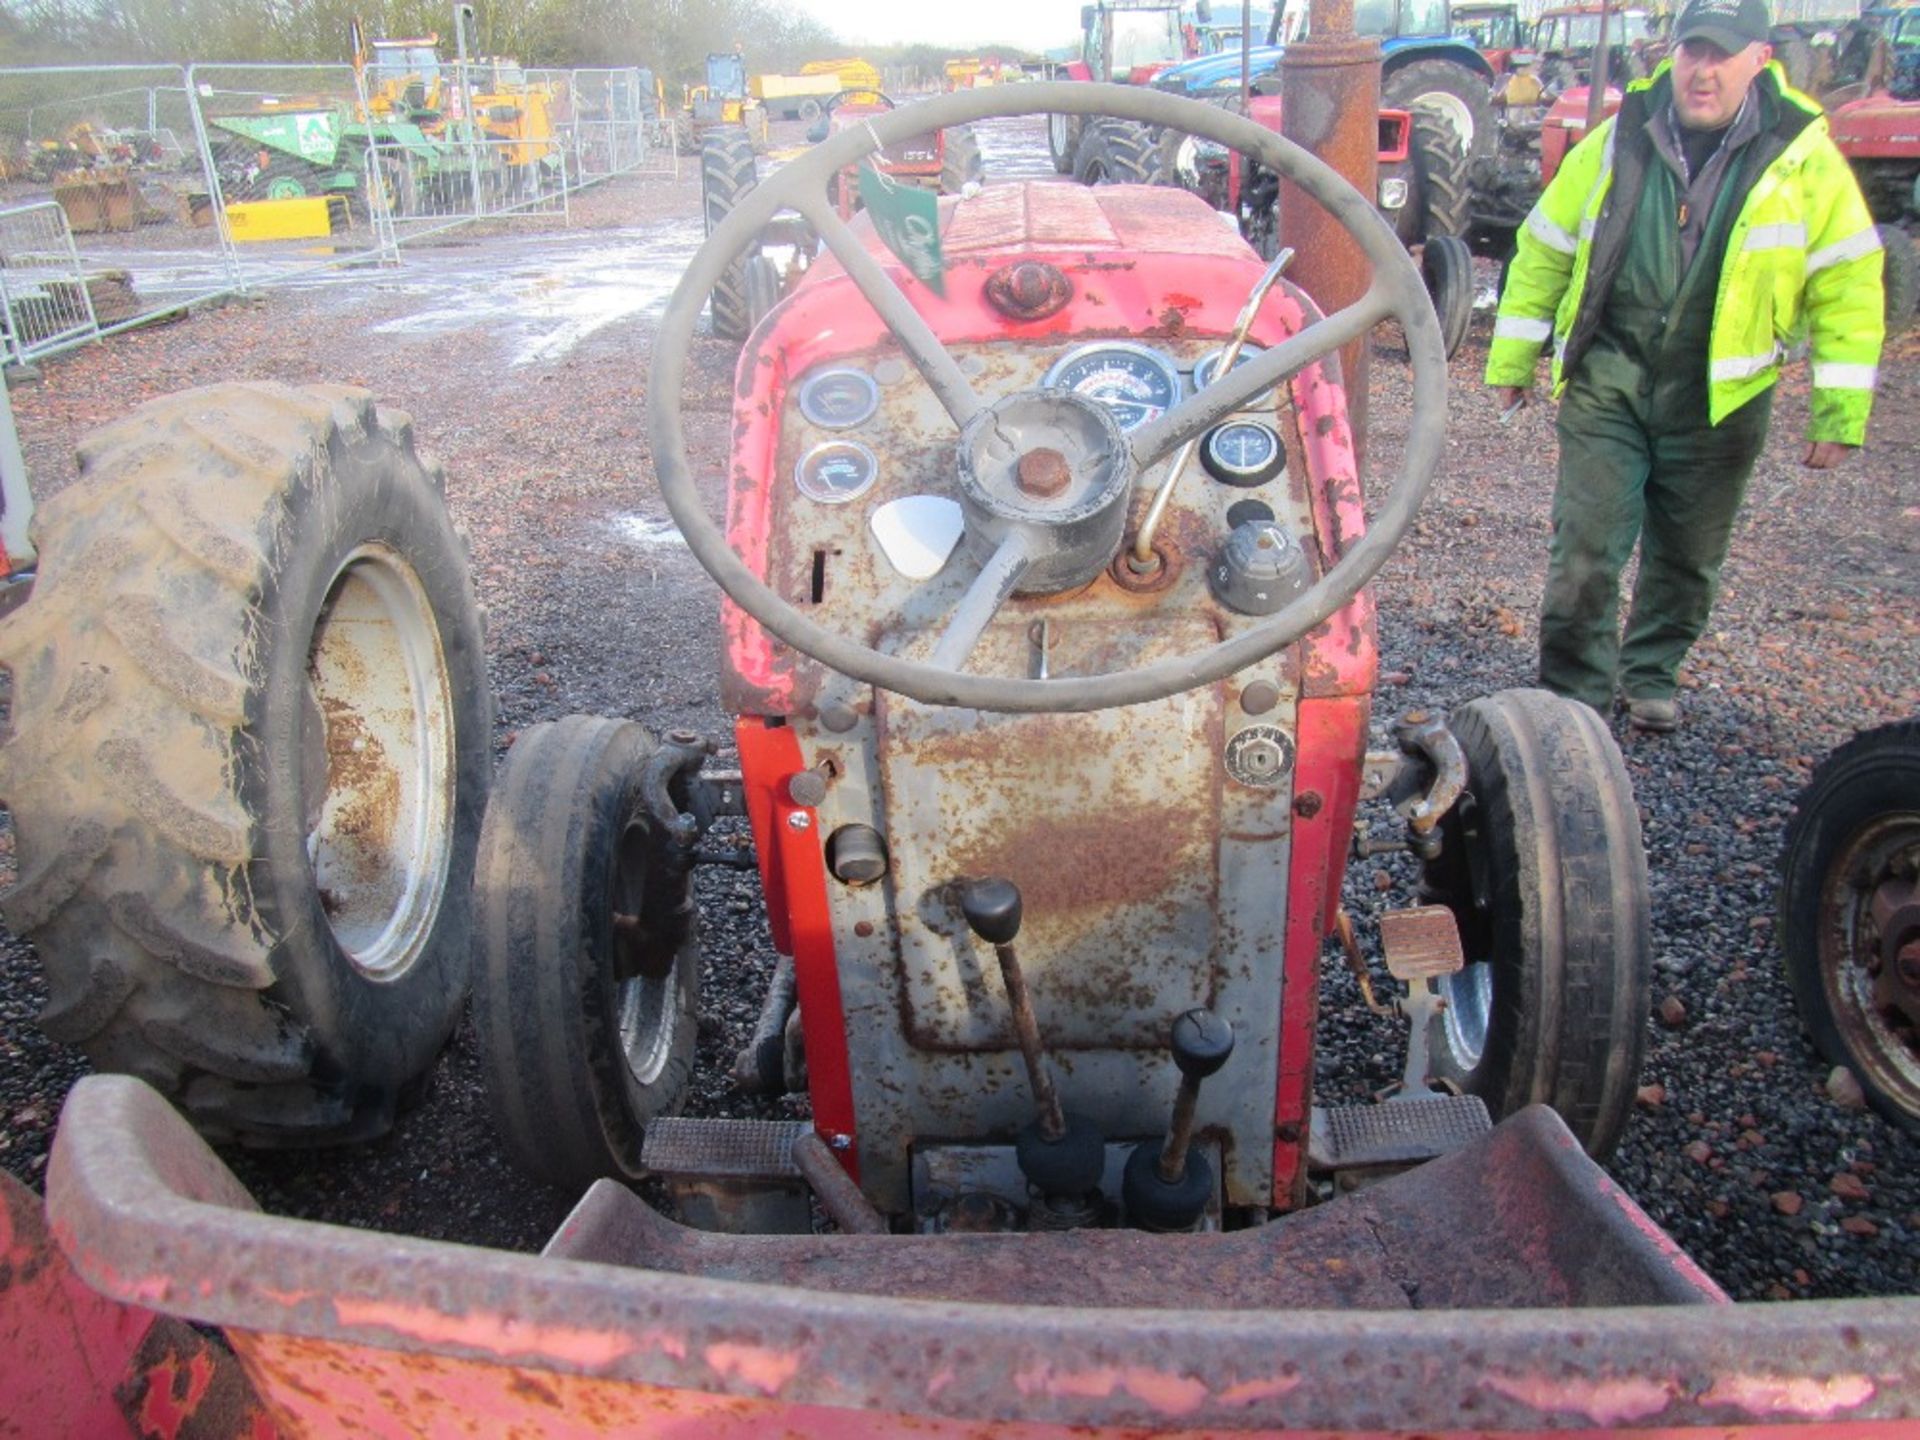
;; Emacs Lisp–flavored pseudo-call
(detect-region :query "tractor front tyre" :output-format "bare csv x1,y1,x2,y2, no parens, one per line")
940,124,984,193
1418,688,1652,1158
474,716,701,1189
1879,224,1916,337
701,126,759,343
0,384,491,1145
1072,119,1166,185
1047,111,1082,174
1383,58,1498,165
1779,718,1920,1130
1422,234,1475,359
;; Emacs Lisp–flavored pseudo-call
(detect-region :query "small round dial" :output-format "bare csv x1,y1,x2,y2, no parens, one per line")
795,440,879,504
1192,343,1267,392
1201,421,1285,487
797,368,880,430
1042,343,1181,433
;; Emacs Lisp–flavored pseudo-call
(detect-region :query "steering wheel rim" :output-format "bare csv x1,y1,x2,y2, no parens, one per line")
647,82,1447,714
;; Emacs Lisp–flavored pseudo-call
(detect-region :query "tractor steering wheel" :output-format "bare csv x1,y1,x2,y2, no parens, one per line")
648,82,1448,714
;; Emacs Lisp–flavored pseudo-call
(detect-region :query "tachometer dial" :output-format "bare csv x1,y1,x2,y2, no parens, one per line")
797,367,881,430
1041,343,1181,433
795,440,879,504
1201,421,1285,488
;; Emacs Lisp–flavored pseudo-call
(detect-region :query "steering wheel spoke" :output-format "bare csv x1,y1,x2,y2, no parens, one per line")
797,194,985,429
1128,285,1395,471
926,533,1032,674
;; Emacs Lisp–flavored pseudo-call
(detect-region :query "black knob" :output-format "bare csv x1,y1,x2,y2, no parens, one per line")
1171,1008,1234,1080
960,878,1023,946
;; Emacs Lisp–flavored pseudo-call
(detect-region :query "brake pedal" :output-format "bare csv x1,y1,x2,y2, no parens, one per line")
1307,1093,1492,1172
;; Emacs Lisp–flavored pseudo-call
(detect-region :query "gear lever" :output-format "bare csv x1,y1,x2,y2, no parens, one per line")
1122,1008,1234,1231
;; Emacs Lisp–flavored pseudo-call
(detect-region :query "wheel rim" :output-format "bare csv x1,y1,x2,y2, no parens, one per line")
1442,961,1494,1068
612,822,679,1087
1413,94,1475,152
1047,110,1071,155
305,544,456,980
1818,813,1920,1111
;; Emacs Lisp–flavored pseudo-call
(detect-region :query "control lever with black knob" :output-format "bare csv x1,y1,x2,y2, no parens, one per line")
1122,1008,1234,1231
959,878,1106,1212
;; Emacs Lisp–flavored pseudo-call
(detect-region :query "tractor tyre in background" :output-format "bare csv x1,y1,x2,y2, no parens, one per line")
1408,113,1470,241
940,124,984,193
701,126,759,343
0,383,491,1145
1073,119,1167,185
1383,58,1498,165
1422,234,1475,359
1779,718,1920,1130
1879,224,1916,337
1047,111,1082,173
797,97,824,123
474,715,701,1189
1418,688,1652,1158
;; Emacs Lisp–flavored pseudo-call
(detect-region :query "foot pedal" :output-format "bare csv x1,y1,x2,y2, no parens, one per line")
1307,1093,1492,1172
641,1117,809,1180
641,1118,813,1234
1378,904,1464,980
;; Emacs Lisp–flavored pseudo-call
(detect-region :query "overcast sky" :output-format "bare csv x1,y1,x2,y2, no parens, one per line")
788,0,1076,52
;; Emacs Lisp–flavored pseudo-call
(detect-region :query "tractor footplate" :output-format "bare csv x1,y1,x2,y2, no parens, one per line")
634,1117,813,1235
1306,1093,1492,1172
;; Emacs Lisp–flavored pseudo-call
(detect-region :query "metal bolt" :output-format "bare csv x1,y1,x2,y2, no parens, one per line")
828,1132,853,1151
786,811,812,831
1241,680,1281,716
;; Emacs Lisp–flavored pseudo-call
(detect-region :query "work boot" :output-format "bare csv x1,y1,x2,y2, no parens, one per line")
1625,696,1679,734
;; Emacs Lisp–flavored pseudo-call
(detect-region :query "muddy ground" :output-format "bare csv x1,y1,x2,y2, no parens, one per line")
2,113,1916,1305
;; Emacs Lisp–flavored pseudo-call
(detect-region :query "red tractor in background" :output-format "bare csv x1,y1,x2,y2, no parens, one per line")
2,83,1916,1436
1827,8,1920,331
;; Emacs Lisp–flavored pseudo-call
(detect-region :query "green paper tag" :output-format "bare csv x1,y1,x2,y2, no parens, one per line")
856,163,945,297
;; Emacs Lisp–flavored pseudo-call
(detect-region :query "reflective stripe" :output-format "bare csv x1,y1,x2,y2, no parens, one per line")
1528,208,1578,255
1744,222,1806,250
1578,216,1597,241
1495,315,1553,342
1807,226,1883,275
1812,362,1878,389
1709,350,1781,382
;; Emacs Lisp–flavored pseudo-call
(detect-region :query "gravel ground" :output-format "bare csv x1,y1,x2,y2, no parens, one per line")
2,115,1916,1305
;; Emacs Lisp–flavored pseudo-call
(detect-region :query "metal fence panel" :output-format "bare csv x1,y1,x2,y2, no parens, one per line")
0,200,97,366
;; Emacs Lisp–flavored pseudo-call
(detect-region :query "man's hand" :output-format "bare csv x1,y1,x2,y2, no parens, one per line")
1803,441,1857,470
1492,385,1530,420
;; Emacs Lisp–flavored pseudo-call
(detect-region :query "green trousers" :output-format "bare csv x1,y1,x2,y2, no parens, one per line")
1539,373,1773,712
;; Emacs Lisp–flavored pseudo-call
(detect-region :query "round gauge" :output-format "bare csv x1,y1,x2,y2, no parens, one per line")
795,440,879,504
797,367,880,430
1192,343,1267,391
1041,343,1182,433
1201,421,1285,487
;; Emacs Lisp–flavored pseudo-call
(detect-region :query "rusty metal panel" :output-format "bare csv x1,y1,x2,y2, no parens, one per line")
46,1077,1920,1436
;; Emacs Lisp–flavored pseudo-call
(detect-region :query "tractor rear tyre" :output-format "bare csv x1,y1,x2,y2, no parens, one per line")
1422,234,1475,359
1073,119,1166,185
1879,224,1916,337
1383,58,1498,165
1406,113,1470,242
940,124,984,193
1779,718,1920,1130
1047,111,1082,174
474,716,701,1189
1418,688,1651,1158
701,125,759,343
0,384,490,1145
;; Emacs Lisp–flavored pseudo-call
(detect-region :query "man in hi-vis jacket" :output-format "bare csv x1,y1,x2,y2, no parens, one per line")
1487,0,1883,733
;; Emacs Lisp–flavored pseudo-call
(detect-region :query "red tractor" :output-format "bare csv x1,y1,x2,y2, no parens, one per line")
1827,25,1919,332
4,84,1915,1435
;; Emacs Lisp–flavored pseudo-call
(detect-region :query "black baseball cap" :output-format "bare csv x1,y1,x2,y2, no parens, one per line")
1672,0,1771,51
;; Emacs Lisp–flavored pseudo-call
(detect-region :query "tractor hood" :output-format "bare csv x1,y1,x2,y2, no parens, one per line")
1154,34,1488,94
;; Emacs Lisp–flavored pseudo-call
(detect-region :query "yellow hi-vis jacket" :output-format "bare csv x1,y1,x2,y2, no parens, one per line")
1486,62,1884,445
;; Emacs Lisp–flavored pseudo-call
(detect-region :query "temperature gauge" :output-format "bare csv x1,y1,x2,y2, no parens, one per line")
1192,343,1267,392
798,367,881,430
795,440,880,504
1201,421,1285,488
